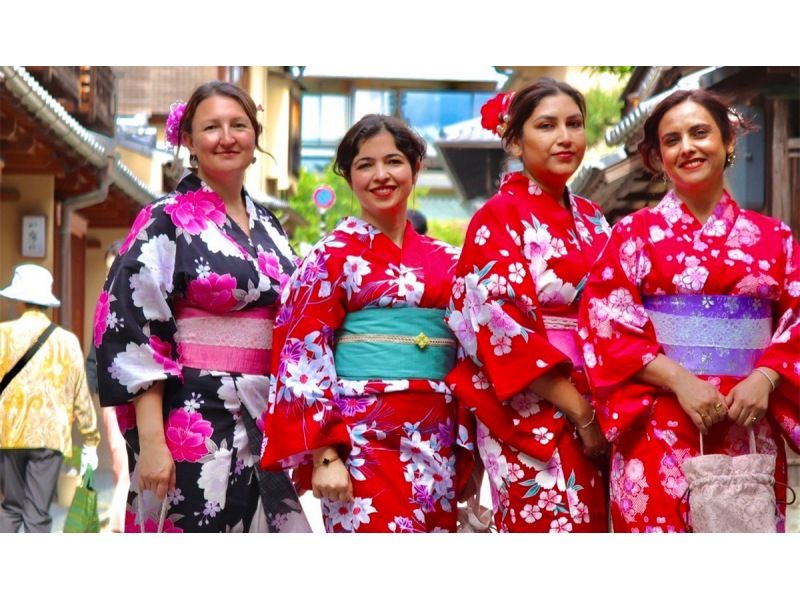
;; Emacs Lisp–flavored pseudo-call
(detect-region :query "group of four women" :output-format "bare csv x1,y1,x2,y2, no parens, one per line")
95,77,799,533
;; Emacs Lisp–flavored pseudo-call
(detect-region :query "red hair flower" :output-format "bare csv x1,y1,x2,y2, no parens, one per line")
480,92,515,137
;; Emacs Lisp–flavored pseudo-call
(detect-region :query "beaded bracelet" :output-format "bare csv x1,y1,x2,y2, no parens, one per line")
754,367,777,392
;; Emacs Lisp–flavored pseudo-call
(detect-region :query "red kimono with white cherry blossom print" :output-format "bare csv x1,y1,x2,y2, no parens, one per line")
579,190,800,532
260,217,474,533
446,172,611,533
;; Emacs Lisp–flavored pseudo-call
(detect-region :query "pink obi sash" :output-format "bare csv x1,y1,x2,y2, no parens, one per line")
174,302,276,375
543,315,584,370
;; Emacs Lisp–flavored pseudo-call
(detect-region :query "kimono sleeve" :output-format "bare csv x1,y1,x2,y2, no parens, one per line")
578,217,662,393
260,243,352,472
95,203,183,407
756,225,800,451
578,217,663,438
447,206,571,401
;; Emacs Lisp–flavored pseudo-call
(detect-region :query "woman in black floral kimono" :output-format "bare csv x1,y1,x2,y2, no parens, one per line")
95,81,310,532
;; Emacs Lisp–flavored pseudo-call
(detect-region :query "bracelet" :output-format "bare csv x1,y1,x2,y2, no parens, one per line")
578,409,596,430
314,455,340,467
753,367,776,392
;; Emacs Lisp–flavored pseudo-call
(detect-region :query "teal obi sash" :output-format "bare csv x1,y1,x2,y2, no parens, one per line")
334,307,457,381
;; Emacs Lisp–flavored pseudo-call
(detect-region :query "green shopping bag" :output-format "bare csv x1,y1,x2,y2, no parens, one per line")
63,467,100,533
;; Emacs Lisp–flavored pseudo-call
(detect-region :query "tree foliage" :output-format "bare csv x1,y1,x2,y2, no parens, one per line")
583,66,634,78
283,166,359,250
427,219,467,248
584,86,624,147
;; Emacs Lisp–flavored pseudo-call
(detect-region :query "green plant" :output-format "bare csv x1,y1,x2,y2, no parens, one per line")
427,219,467,247
279,166,359,251
583,66,634,79
583,87,624,147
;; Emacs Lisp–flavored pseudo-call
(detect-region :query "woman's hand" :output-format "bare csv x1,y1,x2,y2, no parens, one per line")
576,418,608,458
725,369,775,427
637,355,727,434
137,436,175,501
670,370,727,434
311,447,353,502
132,381,174,500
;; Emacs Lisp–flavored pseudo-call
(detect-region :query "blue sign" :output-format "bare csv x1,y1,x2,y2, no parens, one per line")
312,185,336,210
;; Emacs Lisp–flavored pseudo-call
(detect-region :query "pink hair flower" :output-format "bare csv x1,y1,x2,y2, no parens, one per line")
165,101,187,149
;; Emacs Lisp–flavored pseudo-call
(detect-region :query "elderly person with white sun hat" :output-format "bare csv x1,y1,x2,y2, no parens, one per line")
0,264,99,532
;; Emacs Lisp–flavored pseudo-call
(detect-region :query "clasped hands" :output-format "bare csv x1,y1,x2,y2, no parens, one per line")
673,368,775,434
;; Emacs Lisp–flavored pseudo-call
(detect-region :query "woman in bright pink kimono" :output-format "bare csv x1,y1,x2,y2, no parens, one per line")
579,89,800,532
446,79,611,532
260,115,473,532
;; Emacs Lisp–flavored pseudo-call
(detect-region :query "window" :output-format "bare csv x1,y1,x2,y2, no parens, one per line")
353,90,396,121
301,94,348,145
401,90,494,141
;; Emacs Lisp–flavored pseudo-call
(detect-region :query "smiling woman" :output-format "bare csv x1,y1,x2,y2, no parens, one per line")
446,78,612,533
578,89,800,532
95,81,311,533
260,114,476,533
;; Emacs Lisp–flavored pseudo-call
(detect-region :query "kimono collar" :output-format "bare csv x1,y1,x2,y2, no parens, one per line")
175,172,258,225
657,188,739,238
337,215,416,249
499,171,570,208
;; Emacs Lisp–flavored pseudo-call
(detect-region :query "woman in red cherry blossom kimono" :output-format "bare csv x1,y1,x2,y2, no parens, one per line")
579,89,800,532
446,79,611,533
260,115,474,532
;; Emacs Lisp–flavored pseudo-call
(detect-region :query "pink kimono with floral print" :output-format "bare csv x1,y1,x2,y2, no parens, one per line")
446,172,611,532
260,217,474,533
579,190,800,532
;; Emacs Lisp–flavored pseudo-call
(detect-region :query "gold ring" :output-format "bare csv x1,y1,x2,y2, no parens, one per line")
714,403,723,412
751,416,759,423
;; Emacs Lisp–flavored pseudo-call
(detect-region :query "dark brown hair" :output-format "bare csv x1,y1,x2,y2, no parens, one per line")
333,114,426,183
501,78,587,148
638,89,751,173
178,80,264,153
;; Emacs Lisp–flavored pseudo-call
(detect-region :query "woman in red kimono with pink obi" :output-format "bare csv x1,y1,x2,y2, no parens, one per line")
579,89,800,532
446,79,610,532
260,115,473,532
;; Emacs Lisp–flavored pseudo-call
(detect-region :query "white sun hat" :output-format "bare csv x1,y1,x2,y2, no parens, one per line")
0,264,61,307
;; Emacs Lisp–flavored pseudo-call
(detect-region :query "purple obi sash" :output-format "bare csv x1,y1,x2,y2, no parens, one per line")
174,301,276,375
543,315,584,370
643,295,772,377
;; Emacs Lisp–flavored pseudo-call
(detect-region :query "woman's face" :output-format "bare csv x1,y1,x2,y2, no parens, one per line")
182,94,256,179
508,93,586,190
349,129,416,223
657,100,733,196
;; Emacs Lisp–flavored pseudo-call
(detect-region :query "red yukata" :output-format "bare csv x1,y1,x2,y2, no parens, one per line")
260,217,473,532
446,172,611,532
579,190,800,532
